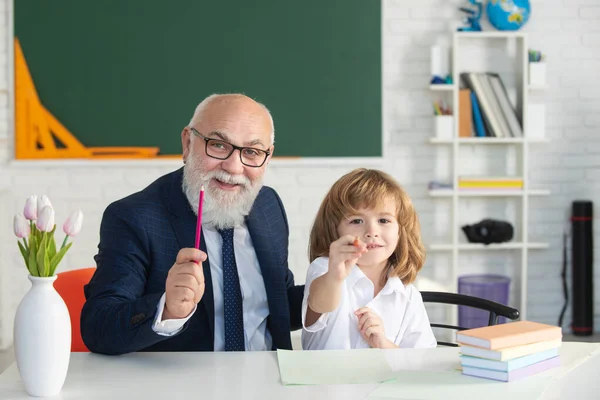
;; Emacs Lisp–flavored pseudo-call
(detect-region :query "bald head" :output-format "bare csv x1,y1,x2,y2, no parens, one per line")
181,93,274,229
189,94,275,145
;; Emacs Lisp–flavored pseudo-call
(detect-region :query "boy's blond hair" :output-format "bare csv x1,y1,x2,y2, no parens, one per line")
309,168,425,285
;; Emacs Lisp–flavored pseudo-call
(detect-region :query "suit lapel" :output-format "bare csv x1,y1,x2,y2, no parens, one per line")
246,195,279,305
164,169,215,344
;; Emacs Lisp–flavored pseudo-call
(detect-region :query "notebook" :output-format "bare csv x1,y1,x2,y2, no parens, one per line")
456,320,562,350
462,356,561,382
459,338,562,361
460,348,559,372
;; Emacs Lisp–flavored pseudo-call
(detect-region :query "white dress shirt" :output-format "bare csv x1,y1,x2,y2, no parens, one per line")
152,223,272,351
301,257,437,350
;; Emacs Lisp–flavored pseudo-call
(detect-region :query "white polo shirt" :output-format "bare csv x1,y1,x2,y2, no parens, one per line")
301,257,437,350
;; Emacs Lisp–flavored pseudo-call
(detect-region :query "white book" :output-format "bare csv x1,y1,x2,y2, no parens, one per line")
459,176,523,181
488,73,523,138
460,348,559,372
479,73,512,138
462,356,561,382
459,338,562,361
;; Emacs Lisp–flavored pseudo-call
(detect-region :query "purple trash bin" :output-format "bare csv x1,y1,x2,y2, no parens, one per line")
458,274,510,329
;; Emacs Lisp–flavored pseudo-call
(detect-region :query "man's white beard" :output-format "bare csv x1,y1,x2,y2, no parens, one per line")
182,154,263,230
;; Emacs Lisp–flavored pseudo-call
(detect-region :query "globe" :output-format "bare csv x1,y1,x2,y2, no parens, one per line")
487,0,531,31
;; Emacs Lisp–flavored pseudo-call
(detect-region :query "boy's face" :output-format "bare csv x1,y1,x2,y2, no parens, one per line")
337,197,400,269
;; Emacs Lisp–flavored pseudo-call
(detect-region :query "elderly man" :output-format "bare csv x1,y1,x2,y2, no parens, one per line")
81,94,303,355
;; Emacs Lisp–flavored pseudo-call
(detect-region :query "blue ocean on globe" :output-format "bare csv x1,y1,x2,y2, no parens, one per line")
487,0,531,31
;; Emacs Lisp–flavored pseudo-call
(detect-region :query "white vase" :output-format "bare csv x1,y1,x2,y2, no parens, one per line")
14,275,71,397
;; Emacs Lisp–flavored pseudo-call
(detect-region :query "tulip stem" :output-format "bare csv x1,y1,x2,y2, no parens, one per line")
23,238,28,252
61,235,69,250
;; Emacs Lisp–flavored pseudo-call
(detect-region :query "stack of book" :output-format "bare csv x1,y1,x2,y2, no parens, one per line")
458,176,523,191
457,321,562,382
460,72,523,138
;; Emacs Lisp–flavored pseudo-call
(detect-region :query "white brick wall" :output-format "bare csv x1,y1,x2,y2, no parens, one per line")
0,0,599,349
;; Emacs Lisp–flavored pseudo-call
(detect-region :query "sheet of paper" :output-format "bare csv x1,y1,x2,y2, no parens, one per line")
277,348,396,385
383,347,460,372
369,343,600,399
368,370,553,400
552,342,600,379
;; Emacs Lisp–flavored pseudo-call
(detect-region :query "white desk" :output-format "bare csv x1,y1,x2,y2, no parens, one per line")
0,343,598,399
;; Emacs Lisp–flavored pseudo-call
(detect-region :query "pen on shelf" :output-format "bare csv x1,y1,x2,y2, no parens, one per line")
194,184,205,250
441,100,451,115
528,50,544,63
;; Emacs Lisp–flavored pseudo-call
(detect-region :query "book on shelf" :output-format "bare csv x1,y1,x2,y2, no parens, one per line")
458,89,473,137
458,176,523,181
488,72,523,137
459,176,522,180
459,185,523,190
470,91,486,137
458,183,523,189
456,320,562,350
458,176,523,188
462,356,560,382
459,338,562,361
458,180,523,185
460,348,559,372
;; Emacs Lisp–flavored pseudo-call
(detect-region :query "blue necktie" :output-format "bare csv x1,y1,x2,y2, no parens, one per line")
219,228,245,351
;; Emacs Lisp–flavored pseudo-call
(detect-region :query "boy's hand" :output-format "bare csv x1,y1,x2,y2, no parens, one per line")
355,307,397,349
327,235,367,282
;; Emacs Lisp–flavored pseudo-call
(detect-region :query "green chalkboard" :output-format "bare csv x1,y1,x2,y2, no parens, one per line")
15,1,381,157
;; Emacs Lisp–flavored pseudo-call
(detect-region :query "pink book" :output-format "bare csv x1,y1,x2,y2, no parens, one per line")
462,356,561,382
456,320,562,350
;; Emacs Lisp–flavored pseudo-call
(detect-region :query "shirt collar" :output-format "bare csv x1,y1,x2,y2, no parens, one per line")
380,276,410,300
202,222,247,233
347,265,411,301
346,264,366,289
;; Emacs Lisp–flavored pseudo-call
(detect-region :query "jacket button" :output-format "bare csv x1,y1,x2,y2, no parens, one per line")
131,313,146,325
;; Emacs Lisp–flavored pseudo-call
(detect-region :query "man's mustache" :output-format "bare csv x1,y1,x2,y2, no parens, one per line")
204,170,251,189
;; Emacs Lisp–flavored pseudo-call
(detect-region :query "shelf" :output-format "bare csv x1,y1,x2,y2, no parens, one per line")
429,84,455,91
428,30,548,323
428,189,550,197
455,31,527,39
428,242,550,251
428,137,549,144
528,84,548,91
429,84,547,92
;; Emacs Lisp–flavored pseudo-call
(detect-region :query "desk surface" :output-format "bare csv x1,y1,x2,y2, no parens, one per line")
0,342,598,399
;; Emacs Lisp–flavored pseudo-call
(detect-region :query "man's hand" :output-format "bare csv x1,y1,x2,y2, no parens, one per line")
163,248,207,320
355,307,398,349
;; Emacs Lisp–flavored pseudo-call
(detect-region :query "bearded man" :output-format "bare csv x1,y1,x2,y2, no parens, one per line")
81,94,304,355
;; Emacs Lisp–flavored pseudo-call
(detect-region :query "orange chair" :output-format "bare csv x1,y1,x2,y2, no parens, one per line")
54,267,96,352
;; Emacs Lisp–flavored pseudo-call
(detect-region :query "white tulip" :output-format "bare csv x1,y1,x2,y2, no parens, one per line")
37,195,52,213
13,213,31,238
23,195,38,220
63,210,84,237
36,206,55,232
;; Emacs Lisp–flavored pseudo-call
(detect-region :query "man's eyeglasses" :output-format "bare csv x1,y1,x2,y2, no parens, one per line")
190,127,271,168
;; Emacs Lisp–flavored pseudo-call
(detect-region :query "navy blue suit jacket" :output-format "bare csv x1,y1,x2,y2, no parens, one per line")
81,168,304,355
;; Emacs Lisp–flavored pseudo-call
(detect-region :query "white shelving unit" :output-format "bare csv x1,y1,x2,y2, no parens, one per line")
428,31,548,322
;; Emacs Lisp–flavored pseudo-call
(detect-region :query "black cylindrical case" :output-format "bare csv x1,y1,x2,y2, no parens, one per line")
571,200,594,336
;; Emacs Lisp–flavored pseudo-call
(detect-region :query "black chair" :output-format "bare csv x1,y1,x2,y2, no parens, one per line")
421,291,520,347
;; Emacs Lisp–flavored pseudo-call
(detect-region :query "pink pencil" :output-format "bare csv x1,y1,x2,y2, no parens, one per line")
194,185,204,249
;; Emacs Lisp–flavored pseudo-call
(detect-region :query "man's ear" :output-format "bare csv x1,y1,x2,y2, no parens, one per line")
265,145,274,165
181,127,191,161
